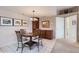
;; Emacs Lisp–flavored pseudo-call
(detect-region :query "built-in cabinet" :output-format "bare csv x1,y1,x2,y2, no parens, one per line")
32,17,53,40
32,17,39,34
40,30,53,39
58,6,78,15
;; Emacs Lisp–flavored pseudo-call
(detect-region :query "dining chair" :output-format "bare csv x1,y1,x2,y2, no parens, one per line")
20,29,29,41
33,29,43,51
20,29,26,35
20,29,38,50
15,31,29,53
19,29,43,51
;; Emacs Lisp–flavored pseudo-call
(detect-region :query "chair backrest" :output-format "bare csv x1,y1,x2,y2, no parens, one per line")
33,29,40,37
20,29,26,35
15,31,22,42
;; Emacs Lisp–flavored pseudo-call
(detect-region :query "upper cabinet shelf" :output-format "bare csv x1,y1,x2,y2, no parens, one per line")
57,7,78,15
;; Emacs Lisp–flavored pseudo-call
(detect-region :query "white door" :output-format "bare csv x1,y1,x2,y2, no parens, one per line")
65,15,77,42
56,17,64,39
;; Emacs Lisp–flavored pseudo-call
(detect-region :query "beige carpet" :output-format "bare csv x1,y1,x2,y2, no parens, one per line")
51,39,79,53
0,39,56,53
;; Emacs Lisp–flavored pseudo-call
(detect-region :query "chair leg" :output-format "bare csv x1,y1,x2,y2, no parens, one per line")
16,43,19,51
16,47,19,51
37,42,39,52
41,39,43,47
29,46,31,50
21,44,24,53
37,39,39,52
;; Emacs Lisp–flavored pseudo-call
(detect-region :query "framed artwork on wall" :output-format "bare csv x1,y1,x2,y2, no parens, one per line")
22,20,27,26
14,19,21,26
72,20,76,25
42,20,50,28
0,17,13,26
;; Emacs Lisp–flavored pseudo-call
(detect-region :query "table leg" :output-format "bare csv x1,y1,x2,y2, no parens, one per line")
24,36,38,50
29,36,32,50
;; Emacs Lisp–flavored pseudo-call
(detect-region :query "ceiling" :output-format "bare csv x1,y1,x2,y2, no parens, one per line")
0,6,73,17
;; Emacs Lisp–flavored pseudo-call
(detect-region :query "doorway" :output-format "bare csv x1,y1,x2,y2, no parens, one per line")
56,17,64,39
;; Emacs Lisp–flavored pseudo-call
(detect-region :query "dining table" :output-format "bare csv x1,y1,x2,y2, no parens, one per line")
21,33,38,50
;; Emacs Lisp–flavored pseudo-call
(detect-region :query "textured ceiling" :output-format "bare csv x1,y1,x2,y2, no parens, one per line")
0,6,73,17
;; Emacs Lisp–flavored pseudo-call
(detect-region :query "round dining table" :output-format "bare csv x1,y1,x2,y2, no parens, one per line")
21,33,38,50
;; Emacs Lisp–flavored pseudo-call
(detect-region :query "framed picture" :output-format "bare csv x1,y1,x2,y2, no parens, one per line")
72,20,76,25
0,17,13,26
22,20,27,26
42,20,50,28
14,19,21,26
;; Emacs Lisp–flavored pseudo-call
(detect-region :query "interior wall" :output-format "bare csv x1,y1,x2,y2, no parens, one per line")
0,8,32,47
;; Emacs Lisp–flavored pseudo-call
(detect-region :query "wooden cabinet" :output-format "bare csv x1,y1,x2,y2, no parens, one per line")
58,6,78,15
40,30,53,39
45,30,53,39
32,17,39,34
40,30,46,38
32,17,53,40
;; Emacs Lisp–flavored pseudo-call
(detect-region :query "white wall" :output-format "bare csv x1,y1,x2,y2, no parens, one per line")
0,8,32,47
56,17,64,39
0,7,26,19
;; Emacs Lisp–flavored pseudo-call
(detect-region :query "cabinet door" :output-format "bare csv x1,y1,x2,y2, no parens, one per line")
32,18,39,33
46,30,53,39
40,30,46,38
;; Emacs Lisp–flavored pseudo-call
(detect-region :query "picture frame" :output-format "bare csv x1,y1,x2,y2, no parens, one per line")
42,20,50,28
72,20,76,25
0,16,13,26
14,19,21,26
22,20,27,26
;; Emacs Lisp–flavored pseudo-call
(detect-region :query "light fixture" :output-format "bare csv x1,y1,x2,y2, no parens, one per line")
31,10,38,21
32,10,35,21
